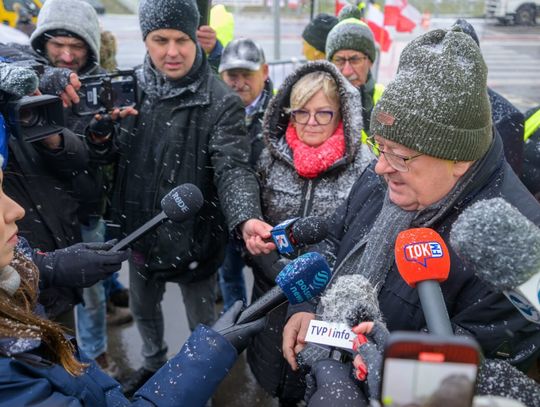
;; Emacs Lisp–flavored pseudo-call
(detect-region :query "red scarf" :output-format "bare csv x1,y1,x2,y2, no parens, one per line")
285,121,346,178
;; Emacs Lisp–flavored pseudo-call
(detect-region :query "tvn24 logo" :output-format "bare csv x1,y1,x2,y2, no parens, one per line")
404,241,444,267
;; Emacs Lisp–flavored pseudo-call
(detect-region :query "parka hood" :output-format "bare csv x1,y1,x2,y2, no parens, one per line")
263,60,364,167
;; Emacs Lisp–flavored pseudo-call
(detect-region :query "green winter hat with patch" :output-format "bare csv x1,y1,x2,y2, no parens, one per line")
325,18,376,62
370,27,492,162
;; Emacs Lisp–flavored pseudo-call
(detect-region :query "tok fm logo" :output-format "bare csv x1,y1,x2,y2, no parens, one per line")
404,241,444,267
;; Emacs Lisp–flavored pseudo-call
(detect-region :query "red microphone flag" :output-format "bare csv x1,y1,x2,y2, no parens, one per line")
394,228,451,288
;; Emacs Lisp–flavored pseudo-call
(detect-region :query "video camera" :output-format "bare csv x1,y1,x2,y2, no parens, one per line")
73,70,137,116
0,62,65,143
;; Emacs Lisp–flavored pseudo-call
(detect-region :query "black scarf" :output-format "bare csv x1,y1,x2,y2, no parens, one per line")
137,45,207,101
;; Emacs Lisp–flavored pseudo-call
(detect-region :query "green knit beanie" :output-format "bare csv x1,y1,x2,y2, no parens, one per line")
371,27,492,162
325,18,376,62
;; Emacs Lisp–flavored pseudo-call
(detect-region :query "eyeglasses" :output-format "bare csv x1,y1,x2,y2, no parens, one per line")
332,55,369,68
290,109,335,125
366,137,423,172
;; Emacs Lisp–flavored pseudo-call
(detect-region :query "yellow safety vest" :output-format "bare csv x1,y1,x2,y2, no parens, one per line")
210,5,234,48
361,83,385,143
524,108,540,142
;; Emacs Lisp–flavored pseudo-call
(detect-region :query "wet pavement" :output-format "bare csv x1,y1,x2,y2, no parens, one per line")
99,13,540,406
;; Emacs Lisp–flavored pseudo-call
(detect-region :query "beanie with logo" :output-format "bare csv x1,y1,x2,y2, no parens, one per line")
370,27,492,161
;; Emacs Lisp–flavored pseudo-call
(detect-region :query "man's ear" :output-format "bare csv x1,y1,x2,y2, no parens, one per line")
453,160,475,178
262,64,269,81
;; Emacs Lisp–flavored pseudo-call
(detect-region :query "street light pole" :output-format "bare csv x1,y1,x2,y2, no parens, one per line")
273,0,281,59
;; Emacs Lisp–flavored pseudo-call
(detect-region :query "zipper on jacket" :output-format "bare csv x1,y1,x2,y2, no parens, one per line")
301,180,314,218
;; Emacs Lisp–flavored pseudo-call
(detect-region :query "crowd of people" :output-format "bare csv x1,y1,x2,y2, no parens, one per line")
0,0,539,405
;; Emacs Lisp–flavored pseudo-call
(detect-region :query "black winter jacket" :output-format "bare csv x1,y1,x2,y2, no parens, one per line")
292,132,540,370
106,54,261,283
247,61,372,401
488,88,524,176
5,130,89,318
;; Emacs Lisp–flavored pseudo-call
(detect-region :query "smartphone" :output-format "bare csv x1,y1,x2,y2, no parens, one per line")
196,0,212,27
73,70,137,116
380,332,481,407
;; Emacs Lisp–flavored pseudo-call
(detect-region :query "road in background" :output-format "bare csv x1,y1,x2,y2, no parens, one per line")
102,14,540,111
100,12,540,406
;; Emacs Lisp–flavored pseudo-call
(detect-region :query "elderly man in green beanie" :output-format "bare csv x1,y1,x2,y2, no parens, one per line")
326,17,385,138
283,27,540,387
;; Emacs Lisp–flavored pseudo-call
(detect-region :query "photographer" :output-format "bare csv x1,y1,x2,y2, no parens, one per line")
8,0,133,375
0,61,93,325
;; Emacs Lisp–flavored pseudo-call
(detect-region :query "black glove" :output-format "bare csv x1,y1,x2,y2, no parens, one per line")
38,66,72,96
34,240,131,288
354,320,389,401
305,359,369,407
211,300,266,354
87,114,115,139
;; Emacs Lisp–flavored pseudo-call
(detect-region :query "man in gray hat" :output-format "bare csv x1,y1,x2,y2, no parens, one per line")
218,38,274,312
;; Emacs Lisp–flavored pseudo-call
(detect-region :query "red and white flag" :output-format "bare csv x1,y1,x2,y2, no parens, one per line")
365,5,392,52
396,1,422,32
383,0,406,26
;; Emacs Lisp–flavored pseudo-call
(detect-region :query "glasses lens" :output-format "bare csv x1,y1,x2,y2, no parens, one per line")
315,111,333,125
332,58,345,68
383,152,408,172
292,110,310,124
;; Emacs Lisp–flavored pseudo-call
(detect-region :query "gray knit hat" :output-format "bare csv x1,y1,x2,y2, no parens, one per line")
326,18,376,62
371,28,492,162
30,0,100,65
302,14,338,53
139,0,199,42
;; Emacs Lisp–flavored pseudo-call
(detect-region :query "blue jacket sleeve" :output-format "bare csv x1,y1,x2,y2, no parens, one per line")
132,324,238,407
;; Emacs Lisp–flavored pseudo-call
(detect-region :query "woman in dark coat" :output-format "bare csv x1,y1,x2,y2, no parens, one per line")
247,60,373,405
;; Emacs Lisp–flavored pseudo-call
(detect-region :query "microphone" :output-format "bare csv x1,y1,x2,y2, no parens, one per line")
394,228,454,336
320,274,382,327
449,198,540,323
236,252,332,324
271,216,328,258
109,184,204,252
0,63,39,98
297,274,383,371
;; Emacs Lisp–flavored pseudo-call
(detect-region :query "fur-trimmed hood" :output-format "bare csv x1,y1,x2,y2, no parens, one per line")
262,60,364,168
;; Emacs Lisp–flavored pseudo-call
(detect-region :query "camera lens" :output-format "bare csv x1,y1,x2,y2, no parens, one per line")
18,107,41,128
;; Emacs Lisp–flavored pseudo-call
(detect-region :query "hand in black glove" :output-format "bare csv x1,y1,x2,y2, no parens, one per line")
352,320,389,401
87,114,115,141
34,240,131,289
211,300,266,354
305,359,369,407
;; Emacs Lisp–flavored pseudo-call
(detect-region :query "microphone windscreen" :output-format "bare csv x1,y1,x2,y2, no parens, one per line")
450,198,540,290
160,184,204,222
291,216,329,246
0,63,39,98
320,274,382,327
276,252,332,304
